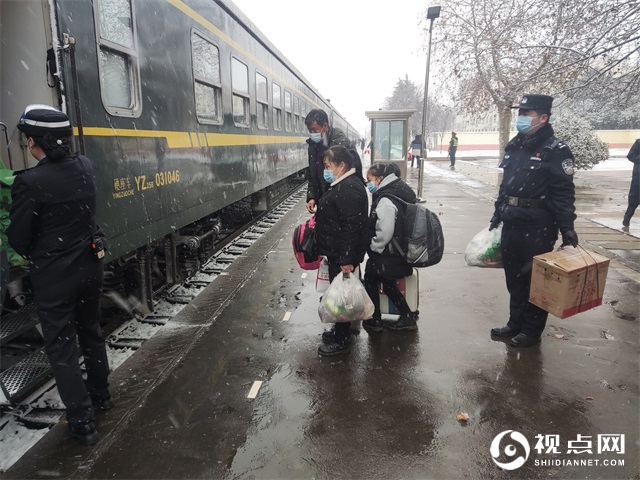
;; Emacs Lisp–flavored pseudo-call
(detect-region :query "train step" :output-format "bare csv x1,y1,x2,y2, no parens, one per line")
0,303,40,346
0,348,51,406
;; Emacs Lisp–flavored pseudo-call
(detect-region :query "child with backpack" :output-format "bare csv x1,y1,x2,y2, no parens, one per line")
362,164,420,331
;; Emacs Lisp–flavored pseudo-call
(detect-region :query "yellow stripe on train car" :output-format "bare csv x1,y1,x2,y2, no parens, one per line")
75,127,308,149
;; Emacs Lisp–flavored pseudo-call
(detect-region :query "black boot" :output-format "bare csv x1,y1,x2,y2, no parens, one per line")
490,325,520,337
510,333,541,347
68,421,101,446
91,395,115,411
388,311,418,331
362,317,384,332
322,324,360,343
318,335,352,356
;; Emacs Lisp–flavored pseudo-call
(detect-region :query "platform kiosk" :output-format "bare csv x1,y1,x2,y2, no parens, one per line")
365,109,416,180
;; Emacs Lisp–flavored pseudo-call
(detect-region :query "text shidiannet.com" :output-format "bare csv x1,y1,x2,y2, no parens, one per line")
534,459,625,467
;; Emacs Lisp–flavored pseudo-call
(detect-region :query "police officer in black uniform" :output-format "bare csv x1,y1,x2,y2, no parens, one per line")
489,94,578,347
7,105,111,445
623,138,639,228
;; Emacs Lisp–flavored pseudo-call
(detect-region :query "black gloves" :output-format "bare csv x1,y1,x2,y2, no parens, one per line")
489,215,501,231
561,230,579,248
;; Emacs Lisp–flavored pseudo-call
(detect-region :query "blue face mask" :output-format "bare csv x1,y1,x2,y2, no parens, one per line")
310,133,322,143
323,169,336,183
516,115,536,134
367,181,378,193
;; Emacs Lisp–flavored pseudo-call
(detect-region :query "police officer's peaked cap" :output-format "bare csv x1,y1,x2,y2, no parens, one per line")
17,104,73,138
513,94,554,113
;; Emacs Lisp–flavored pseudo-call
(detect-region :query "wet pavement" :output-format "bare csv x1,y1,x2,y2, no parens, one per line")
4,160,639,479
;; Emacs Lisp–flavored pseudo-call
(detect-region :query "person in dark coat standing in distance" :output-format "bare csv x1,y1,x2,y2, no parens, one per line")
315,145,368,356
410,134,422,168
448,132,458,169
362,163,420,332
7,105,112,445
623,138,639,228
304,108,362,214
489,94,578,348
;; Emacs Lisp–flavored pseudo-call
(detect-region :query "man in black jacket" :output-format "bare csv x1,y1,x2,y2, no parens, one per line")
488,94,578,348
304,109,362,213
623,139,639,228
7,105,111,445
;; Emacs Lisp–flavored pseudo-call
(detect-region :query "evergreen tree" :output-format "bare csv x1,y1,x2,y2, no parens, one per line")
553,112,609,170
384,75,424,135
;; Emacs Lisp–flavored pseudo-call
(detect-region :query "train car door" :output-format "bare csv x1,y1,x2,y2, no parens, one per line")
0,0,62,171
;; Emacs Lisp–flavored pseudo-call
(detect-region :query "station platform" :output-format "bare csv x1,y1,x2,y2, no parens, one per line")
4,163,639,479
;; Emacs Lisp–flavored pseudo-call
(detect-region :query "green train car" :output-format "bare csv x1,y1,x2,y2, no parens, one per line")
0,0,360,310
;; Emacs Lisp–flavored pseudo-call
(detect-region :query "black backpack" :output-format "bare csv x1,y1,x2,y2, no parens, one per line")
379,194,444,268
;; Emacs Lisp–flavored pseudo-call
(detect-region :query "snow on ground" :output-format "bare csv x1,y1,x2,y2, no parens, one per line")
423,163,488,189
0,416,51,472
0,342,140,473
426,148,632,167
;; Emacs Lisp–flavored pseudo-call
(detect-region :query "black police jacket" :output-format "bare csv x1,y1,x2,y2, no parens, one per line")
628,139,640,175
315,170,368,266
7,154,105,280
493,124,576,233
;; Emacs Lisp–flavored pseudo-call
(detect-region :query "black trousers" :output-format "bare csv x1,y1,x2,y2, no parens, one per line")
364,266,411,320
33,258,109,426
0,251,8,311
327,259,353,342
449,148,457,166
501,223,557,338
624,170,639,222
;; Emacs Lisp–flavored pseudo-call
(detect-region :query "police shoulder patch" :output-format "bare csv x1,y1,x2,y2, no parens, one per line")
561,158,574,175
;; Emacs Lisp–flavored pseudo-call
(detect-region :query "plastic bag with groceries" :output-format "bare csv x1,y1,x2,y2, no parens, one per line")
318,272,374,323
465,225,503,268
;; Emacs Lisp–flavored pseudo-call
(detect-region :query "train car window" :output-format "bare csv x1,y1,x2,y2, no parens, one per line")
95,0,141,116
231,57,249,127
284,91,292,132
300,100,307,128
256,72,268,130
191,32,222,124
293,95,300,132
272,82,282,131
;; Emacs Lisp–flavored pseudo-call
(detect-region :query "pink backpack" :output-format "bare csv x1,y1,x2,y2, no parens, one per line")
292,216,322,270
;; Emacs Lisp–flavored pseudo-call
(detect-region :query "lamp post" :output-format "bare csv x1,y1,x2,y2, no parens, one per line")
417,5,441,202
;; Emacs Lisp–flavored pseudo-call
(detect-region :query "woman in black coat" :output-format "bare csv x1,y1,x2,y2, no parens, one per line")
315,145,368,356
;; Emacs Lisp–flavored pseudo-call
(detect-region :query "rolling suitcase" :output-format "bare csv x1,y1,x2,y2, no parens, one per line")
380,269,419,314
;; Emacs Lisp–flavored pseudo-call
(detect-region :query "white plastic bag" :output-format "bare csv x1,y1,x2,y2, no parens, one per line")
316,258,330,293
465,225,503,268
318,272,375,323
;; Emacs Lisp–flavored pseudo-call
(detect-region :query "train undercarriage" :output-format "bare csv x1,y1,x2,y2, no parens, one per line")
0,172,306,406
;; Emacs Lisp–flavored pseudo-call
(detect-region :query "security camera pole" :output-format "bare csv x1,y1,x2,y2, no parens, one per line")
417,5,441,202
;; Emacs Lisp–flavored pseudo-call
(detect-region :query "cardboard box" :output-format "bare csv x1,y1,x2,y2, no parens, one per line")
381,269,419,314
529,248,609,319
